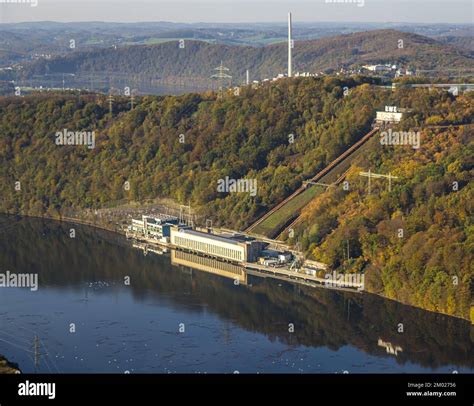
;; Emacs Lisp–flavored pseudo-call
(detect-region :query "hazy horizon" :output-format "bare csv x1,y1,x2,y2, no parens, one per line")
0,0,472,24
1,19,473,26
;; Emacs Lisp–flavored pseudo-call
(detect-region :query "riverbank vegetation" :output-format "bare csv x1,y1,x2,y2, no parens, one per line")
0,76,472,319
293,125,473,320
0,355,20,374
0,76,383,228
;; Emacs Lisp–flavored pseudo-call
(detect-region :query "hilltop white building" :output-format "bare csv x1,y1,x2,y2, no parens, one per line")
375,106,403,124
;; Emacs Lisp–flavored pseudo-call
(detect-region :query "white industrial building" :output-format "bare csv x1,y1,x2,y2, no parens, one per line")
375,106,404,124
363,64,396,73
170,228,263,263
129,214,179,242
258,249,292,266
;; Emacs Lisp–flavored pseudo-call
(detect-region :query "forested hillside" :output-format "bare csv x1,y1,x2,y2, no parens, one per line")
16,30,473,86
292,121,473,319
0,76,472,319
0,76,385,229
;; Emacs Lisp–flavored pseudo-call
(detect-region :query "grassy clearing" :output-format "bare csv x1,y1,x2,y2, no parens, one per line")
251,136,379,238
252,186,323,237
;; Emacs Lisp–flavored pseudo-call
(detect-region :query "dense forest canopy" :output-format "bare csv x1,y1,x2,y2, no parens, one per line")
292,125,473,319
0,76,386,228
0,76,472,319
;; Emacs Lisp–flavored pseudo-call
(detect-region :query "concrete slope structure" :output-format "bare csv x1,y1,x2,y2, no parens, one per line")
246,127,380,238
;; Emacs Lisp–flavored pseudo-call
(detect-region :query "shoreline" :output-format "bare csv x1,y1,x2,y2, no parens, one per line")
0,355,20,374
1,212,471,324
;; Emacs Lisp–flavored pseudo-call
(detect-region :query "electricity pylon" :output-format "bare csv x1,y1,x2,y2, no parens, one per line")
359,170,399,194
211,61,232,99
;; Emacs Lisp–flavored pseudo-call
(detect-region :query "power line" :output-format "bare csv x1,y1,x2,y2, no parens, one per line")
39,337,61,374
359,170,399,194
0,329,32,345
1,324,62,373
0,336,33,353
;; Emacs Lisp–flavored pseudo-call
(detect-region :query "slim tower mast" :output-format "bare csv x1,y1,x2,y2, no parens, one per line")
288,12,293,78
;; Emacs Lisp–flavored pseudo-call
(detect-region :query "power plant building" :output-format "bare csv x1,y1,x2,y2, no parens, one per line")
170,228,263,263
129,214,179,241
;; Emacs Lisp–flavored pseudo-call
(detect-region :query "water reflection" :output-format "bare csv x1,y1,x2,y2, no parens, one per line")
0,215,472,373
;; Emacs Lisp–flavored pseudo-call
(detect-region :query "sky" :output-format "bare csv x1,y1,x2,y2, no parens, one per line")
0,0,472,24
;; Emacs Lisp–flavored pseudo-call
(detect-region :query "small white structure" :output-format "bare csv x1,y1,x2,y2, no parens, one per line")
363,64,393,73
395,67,415,77
376,106,403,124
278,252,293,263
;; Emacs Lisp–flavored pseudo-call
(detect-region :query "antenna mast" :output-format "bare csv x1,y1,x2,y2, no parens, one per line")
288,12,293,78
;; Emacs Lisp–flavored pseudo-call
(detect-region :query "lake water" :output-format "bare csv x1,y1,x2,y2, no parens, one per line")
0,215,472,374
18,76,212,96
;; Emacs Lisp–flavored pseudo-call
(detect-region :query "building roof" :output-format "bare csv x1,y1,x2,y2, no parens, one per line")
176,229,243,246
144,213,178,224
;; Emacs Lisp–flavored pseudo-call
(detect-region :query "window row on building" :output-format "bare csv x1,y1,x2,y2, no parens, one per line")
172,235,245,262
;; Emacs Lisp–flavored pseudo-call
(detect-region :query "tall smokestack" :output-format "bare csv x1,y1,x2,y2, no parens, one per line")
288,12,293,78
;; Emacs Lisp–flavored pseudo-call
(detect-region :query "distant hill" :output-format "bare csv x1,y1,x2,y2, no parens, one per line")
437,36,474,54
16,29,474,88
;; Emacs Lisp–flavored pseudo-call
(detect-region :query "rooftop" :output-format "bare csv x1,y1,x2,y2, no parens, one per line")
143,213,178,224
176,228,244,245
